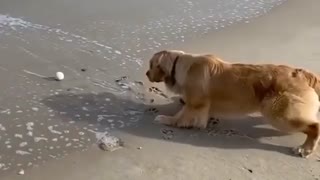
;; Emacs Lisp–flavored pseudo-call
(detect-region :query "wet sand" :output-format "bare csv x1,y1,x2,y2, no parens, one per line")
1,0,320,179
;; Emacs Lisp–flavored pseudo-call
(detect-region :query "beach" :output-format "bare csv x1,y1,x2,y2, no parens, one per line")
1,0,320,179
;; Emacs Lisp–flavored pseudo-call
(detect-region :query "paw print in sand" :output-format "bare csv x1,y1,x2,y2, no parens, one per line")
149,87,168,99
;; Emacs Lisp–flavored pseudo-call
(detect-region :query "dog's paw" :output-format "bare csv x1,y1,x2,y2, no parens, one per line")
292,146,313,158
175,119,194,129
154,115,174,125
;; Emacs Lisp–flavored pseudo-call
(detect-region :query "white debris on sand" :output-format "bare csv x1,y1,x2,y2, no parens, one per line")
18,169,25,175
89,130,123,152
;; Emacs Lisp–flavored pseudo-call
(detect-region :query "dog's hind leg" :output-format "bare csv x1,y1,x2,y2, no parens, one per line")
292,122,320,158
261,89,320,158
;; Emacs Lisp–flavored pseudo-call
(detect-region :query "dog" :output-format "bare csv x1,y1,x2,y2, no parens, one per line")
146,50,320,158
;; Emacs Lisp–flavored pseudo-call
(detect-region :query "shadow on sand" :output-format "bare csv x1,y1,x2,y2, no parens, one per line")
42,91,297,157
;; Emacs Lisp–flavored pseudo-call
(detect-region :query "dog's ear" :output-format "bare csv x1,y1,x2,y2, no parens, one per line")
152,50,168,67
156,51,172,74
154,50,168,56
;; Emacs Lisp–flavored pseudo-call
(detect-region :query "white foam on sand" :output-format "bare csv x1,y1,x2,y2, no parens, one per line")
0,14,48,30
0,14,136,65
0,124,6,131
0,14,130,58
26,122,34,131
34,137,48,142
48,126,62,135
16,150,31,155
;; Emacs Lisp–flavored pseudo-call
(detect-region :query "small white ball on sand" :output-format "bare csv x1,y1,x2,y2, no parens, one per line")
56,72,64,81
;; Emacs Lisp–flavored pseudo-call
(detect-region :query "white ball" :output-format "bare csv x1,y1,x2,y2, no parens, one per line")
56,72,64,80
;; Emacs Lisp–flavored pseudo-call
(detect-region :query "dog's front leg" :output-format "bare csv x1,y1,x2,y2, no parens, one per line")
175,102,210,129
154,102,210,129
154,106,184,126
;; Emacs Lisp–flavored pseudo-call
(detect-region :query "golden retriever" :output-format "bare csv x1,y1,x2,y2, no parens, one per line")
146,50,320,158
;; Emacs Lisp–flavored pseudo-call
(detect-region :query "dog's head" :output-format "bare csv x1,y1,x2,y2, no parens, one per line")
146,50,185,83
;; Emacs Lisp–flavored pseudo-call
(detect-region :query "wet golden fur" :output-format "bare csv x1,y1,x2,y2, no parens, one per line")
146,50,320,158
